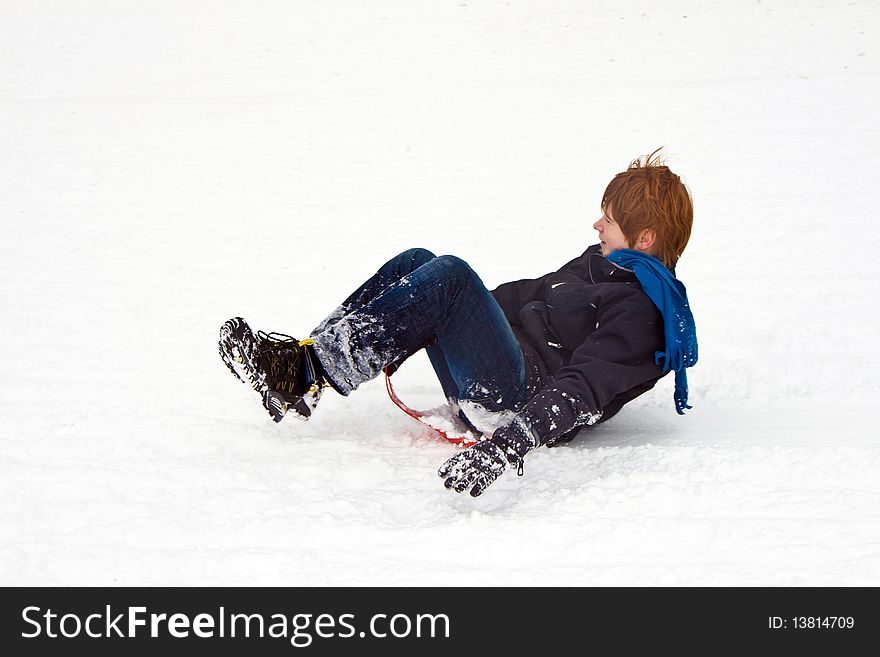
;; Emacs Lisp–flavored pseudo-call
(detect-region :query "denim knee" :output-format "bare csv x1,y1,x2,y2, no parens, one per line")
432,255,479,286
400,248,437,270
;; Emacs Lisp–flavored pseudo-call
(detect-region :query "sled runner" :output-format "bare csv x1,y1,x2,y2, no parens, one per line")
384,371,479,447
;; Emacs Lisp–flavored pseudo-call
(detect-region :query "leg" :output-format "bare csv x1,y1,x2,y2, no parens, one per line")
219,251,524,426
310,254,526,415
426,344,459,400
311,248,438,335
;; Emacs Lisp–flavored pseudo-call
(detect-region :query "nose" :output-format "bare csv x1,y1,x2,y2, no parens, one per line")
593,217,602,232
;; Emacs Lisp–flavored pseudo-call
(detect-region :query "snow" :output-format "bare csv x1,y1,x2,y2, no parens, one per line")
2,0,879,586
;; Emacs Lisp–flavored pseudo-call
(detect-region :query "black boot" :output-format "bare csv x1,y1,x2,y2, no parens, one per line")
219,317,326,422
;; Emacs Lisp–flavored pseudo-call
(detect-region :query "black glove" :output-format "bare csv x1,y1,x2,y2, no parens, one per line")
438,421,538,497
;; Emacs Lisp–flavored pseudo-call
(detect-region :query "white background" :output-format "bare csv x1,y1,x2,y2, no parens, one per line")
2,0,878,585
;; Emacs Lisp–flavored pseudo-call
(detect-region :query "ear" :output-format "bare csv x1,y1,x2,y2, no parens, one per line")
634,228,656,253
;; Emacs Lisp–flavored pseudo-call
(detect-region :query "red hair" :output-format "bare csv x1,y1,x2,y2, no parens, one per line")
601,148,693,269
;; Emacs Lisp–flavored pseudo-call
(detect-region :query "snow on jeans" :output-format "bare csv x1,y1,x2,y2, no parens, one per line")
309,248,527,427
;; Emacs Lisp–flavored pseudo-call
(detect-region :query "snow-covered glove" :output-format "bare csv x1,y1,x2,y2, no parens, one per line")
438,421,538,497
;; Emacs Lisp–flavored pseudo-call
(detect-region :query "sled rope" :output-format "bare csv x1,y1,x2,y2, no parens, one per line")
384,371,478,447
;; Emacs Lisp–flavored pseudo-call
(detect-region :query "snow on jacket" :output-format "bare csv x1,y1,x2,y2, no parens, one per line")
491,243,668,445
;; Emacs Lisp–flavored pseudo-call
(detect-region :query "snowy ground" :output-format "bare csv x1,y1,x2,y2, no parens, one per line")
2,0,879,586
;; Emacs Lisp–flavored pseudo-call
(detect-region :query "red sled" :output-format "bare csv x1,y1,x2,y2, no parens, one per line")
384,371,479,447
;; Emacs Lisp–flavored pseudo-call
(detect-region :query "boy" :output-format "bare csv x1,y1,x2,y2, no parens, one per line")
219,149,696,497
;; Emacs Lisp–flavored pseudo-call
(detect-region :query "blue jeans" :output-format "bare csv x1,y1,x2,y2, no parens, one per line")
310,248,527,424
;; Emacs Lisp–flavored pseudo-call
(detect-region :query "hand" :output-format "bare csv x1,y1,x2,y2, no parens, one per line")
438,421,539,497
438,440,509,497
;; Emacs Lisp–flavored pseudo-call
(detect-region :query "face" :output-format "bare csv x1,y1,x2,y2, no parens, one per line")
593,207,630,256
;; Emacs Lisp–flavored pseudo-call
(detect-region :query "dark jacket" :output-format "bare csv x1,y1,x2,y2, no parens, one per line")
491,244,668,445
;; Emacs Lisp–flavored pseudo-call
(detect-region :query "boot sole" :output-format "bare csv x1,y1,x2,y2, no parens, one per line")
219,317,264,391
219,317,312,423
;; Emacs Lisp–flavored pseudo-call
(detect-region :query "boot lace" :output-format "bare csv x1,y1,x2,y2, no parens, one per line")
257,331,320,396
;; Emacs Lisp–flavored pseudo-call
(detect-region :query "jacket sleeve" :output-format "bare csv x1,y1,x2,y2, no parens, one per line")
504,291,665,446
491,252,586,328
491,274,554,329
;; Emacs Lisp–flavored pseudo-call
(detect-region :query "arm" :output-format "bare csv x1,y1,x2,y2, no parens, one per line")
490,250,590,328
491,275,553,329
514,296,663,445
439,291,664,495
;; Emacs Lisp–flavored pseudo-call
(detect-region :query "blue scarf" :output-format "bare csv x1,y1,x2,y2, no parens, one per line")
607,249,697,414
